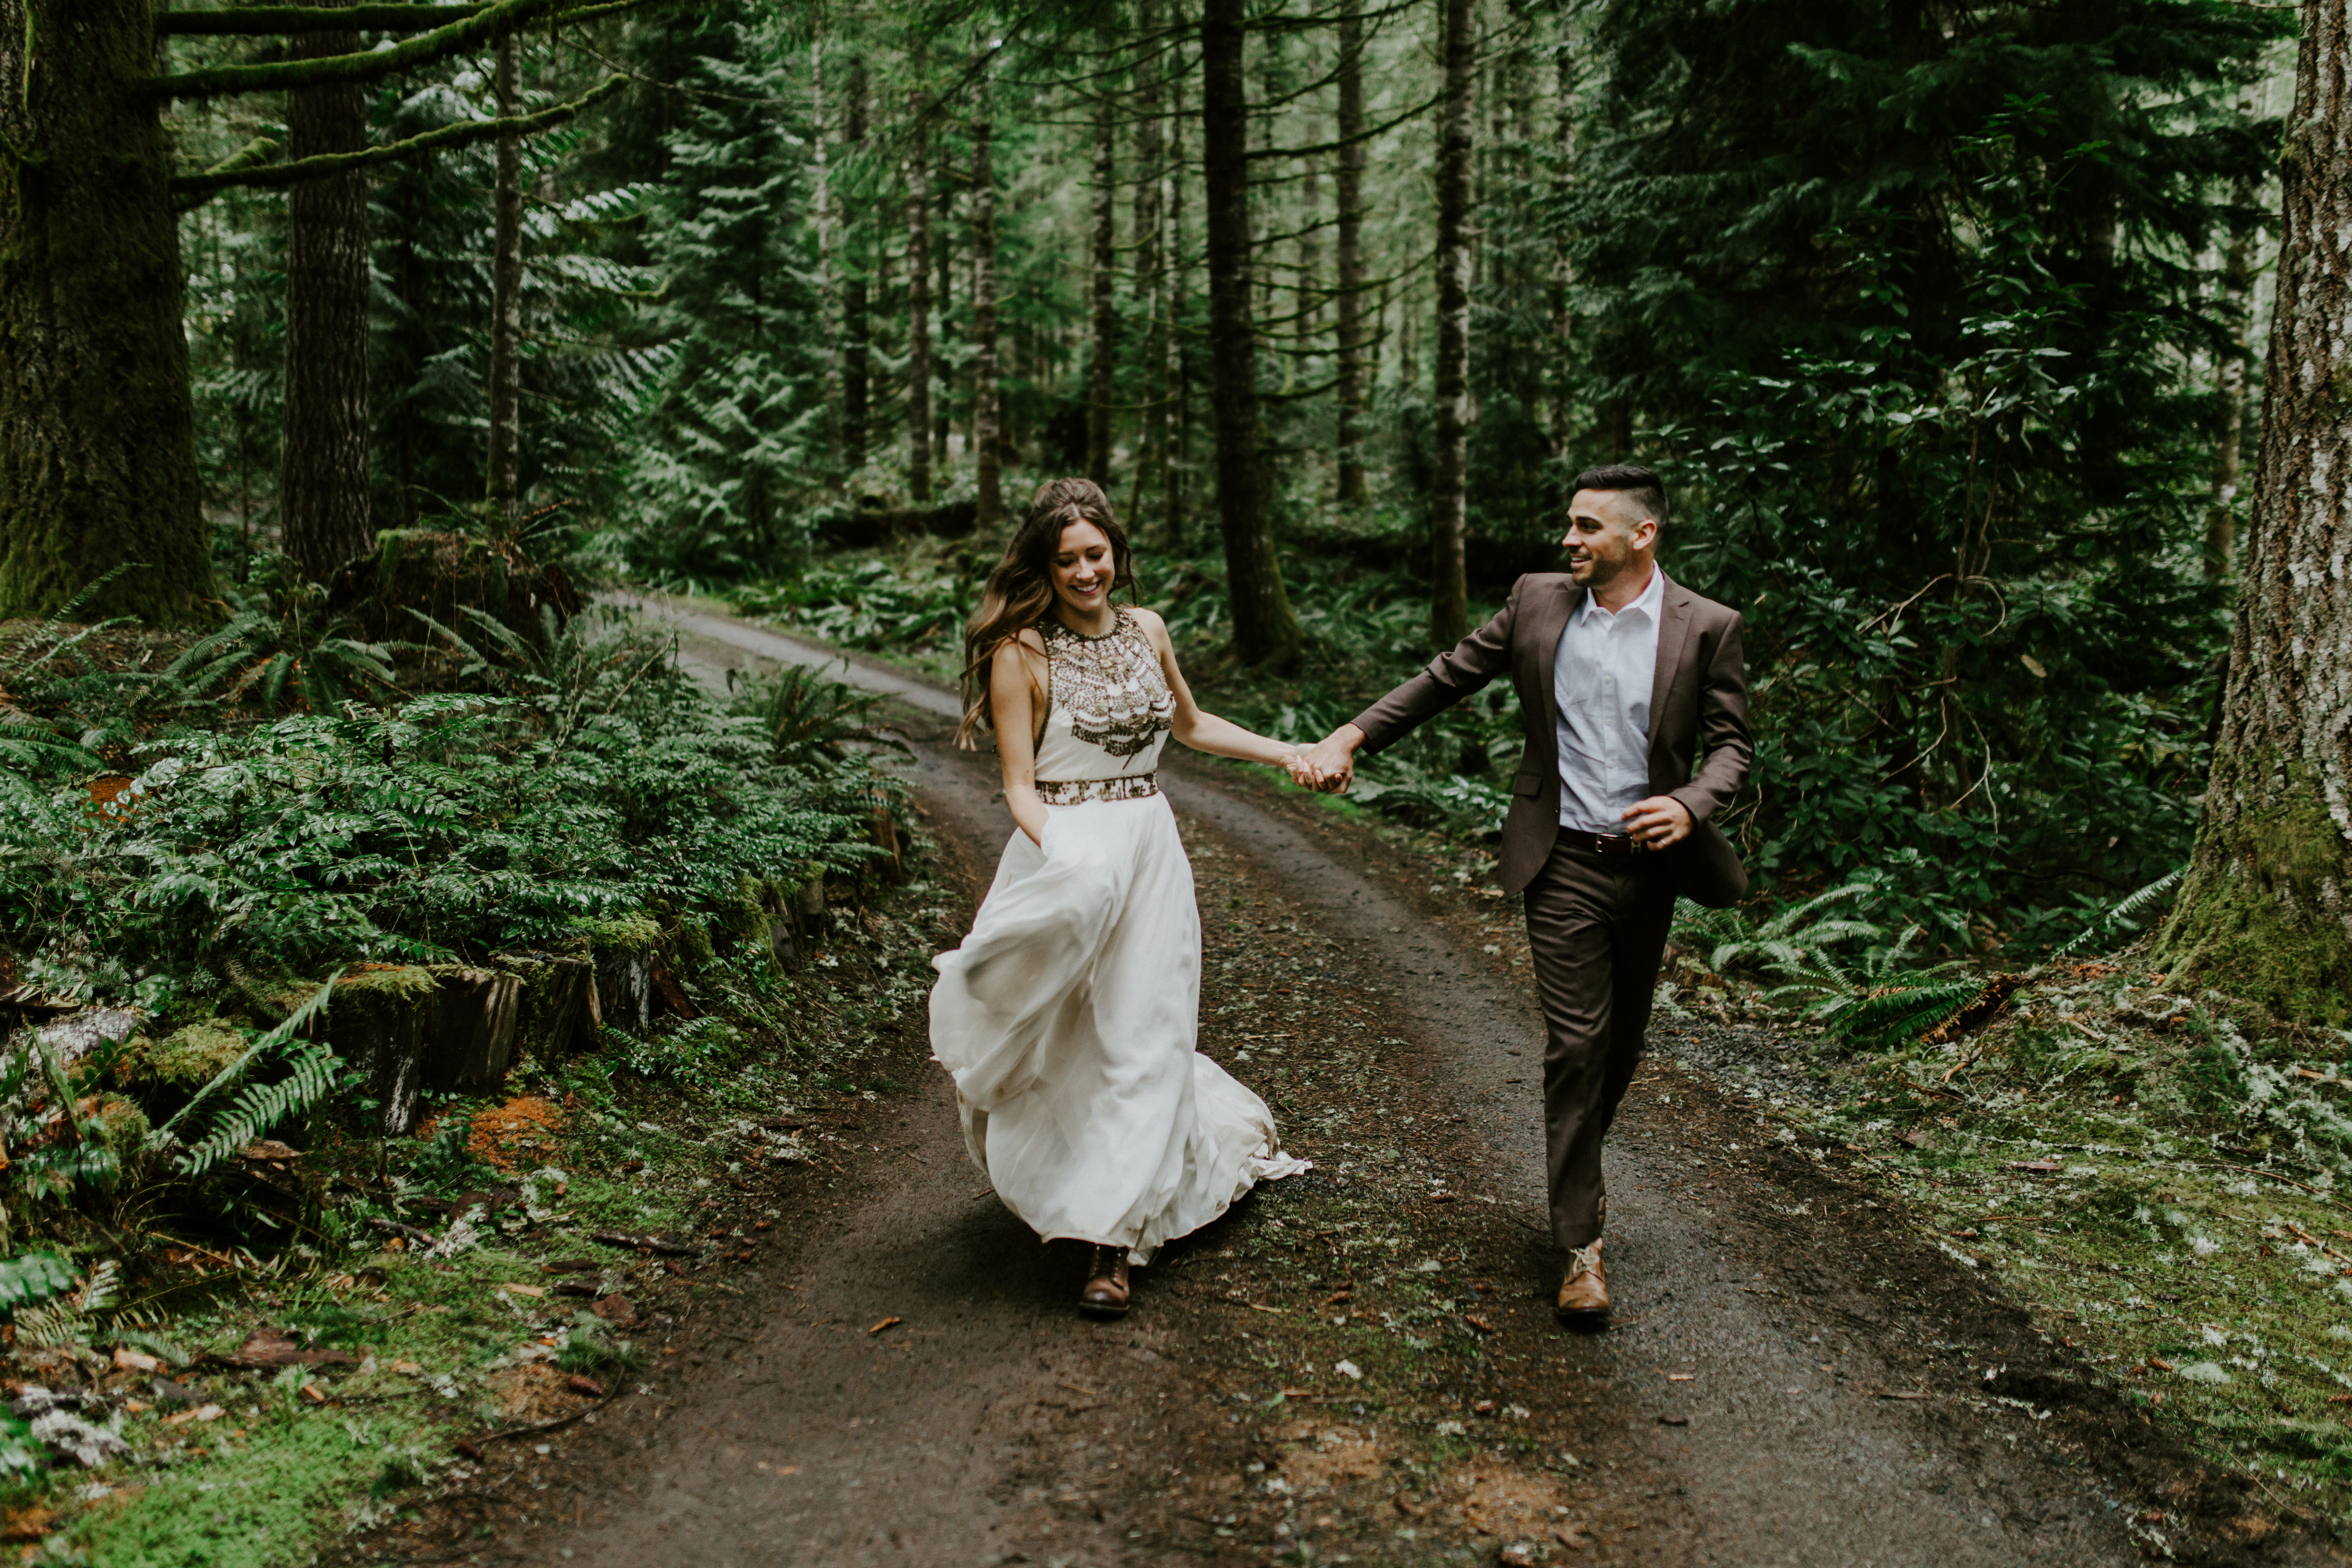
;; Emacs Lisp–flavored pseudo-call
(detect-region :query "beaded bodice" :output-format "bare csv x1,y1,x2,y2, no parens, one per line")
1033,607,1174,787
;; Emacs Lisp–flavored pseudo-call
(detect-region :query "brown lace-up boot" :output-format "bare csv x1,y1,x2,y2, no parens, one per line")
1554,1239,1609,1330
1080,1245,1131,1318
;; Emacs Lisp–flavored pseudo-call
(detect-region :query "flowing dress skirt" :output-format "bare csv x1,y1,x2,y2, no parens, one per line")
930,793,1308,1262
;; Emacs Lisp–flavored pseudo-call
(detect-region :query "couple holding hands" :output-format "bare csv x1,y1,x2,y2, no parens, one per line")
930,466,1751,1324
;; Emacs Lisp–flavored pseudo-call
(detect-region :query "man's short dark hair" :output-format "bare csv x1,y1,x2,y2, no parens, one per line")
1569,464,1667,526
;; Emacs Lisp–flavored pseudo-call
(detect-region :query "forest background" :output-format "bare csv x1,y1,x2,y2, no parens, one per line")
145,0,2300,969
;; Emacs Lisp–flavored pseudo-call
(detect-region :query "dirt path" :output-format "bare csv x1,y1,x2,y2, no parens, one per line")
491,597,2288,1567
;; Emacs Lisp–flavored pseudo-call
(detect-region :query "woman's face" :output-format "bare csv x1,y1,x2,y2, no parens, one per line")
1050,520,1116,618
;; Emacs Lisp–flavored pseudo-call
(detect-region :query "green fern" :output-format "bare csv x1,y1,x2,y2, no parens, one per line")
176,1043,344,1177
2056,863,2187,958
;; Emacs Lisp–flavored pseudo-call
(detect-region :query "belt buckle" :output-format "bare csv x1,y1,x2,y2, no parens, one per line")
1596,832,1638,856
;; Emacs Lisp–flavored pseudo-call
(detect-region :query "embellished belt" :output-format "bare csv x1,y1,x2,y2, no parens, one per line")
1035,774,1160,805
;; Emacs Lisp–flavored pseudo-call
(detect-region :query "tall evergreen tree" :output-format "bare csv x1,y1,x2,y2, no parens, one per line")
628,9,824,574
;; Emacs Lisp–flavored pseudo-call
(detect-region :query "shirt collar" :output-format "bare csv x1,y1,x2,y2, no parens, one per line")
1577,564,1665,626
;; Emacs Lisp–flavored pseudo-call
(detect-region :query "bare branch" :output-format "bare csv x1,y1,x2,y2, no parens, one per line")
169,73,625,202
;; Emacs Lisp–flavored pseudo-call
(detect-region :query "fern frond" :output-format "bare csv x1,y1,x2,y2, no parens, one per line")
152,973,340,1150
176,1043,342,1176
1821,978,1986,1044
2057,864,2188,958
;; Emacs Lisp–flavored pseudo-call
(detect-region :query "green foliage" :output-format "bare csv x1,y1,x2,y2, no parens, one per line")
0,623,877,1012
623,5,827,576
0,1253,76,1318
728,662,905,767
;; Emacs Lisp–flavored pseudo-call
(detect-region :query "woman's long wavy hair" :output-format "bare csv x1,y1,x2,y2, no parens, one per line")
956,478,1139,747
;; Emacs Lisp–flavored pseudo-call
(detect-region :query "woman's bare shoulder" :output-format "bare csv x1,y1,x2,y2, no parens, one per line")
991,627,1048,665
1127,606,1171,641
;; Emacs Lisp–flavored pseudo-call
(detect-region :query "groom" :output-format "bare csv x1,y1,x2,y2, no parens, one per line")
1301,465,1750,1328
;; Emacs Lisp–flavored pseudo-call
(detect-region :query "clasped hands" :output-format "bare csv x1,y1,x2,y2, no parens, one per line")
1278,725,1695,848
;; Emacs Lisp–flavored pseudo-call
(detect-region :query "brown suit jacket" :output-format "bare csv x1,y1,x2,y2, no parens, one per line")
1349,570,1753,906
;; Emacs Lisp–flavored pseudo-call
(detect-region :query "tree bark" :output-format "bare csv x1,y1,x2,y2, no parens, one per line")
485,27,524,517
971,101,1004,532
1549,36,1575,464
811,39,837,475
1129,0,1166,530
2207,165,2258,580
1334,7,1369,507
842,55,870,472
1164,51,1188,541
2154,0,2352,1025
0,0,210,623
1087,75,1117,486
1201,0,1300,666
1428,0,1475,648
936,185,954,472
907,111,934,503
279,0,375,584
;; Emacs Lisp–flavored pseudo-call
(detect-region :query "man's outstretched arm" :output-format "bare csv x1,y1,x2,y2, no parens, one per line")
1301,585,1522,790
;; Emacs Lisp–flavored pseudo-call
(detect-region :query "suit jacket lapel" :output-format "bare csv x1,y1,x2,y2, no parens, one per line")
1531,579,1580,746
1646,571,1693,773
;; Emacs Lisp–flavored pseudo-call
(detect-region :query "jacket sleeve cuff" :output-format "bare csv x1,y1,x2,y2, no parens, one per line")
1668,784,1715,826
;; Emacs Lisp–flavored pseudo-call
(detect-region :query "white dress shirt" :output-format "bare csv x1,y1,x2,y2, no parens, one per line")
1553,566,1665,833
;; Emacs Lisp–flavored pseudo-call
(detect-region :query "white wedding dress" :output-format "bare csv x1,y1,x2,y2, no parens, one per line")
930,607,1308,1262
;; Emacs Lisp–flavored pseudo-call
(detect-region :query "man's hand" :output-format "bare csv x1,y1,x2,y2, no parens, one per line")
1299,725,1364,794
1621,795,1692,849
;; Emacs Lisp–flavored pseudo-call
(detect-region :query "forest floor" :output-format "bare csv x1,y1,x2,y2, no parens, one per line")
324,594,2334,1568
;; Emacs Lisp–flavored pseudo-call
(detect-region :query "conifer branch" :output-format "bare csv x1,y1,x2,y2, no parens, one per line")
154,4,489,36
170,73,624,202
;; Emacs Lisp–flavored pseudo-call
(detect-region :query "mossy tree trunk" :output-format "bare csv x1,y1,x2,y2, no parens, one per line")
2153,0,2352,1025
0,0,212,624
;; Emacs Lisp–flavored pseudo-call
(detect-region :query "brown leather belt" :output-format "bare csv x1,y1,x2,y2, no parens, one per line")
1558,827,1646,856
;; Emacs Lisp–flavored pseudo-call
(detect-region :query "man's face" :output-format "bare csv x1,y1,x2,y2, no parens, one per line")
1560,488,1658,590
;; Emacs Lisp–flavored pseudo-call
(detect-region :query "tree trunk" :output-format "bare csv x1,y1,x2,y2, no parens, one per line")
971,104,1004,532
935,186,954,471
2207,169,2258,580
1087,77,1117,486
1200,0,1301,667
485,28,524,517
811,39,837,476
907,115,934,503
1334,7,1369,507
0,0,210,623
1428,0,1475,648
2154,0,2352,1025
1129,0,1166,530
842,56,870,473
1549,37,1575,464
1164,52,1188,541
279,0,375,584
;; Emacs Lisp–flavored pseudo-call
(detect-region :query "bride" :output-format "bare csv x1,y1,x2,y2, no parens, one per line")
931,478,1316,1316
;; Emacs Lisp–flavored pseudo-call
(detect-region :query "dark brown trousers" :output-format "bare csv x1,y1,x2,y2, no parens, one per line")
1523,837,1678,1250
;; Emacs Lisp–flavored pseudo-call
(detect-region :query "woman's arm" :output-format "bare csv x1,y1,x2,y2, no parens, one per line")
1137,610,1310,773
990,633,1053,845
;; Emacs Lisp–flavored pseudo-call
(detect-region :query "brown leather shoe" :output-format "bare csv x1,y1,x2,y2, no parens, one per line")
1554,1240,1609,1330
1080,1245,1131,1318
